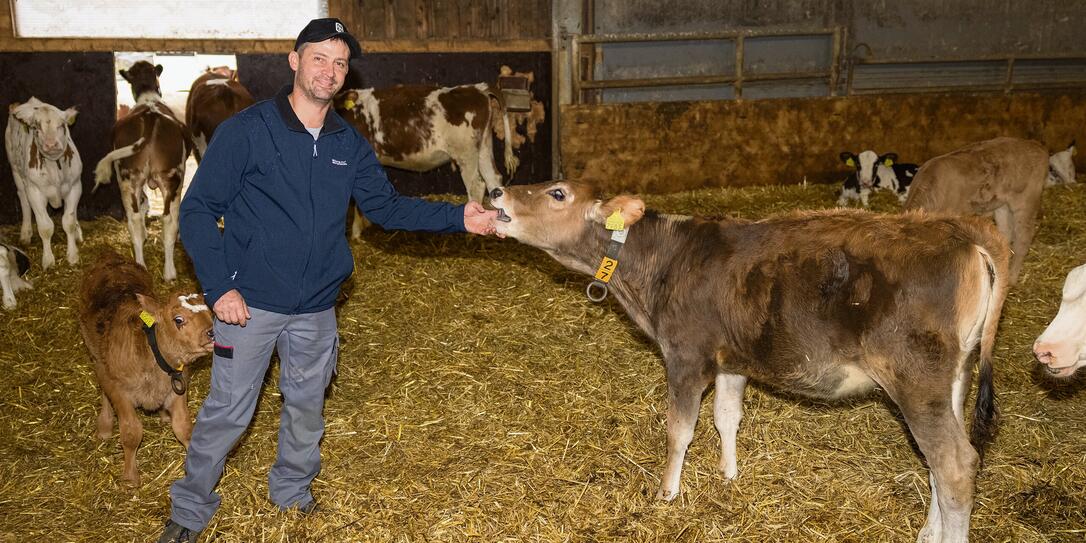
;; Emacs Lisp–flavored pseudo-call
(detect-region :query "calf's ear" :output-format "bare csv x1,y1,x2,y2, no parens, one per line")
63,107,78,126
880,152,898,166
12,104,36,124
839,151,856,165
135,294,160,316
593,195,645,228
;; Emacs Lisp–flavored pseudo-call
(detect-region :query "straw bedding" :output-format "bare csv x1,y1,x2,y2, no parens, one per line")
0,183,1083,542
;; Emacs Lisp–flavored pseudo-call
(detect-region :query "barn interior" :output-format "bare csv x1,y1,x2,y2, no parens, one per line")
1,1,1085,541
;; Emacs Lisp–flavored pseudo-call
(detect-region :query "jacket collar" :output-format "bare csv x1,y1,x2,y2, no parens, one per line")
274,85,347,135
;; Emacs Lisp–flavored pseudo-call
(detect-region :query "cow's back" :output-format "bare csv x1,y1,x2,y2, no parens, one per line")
668,210,1008,389
186,73,254,145
79,251,153,357
113,104,189,174
905,137,1048,213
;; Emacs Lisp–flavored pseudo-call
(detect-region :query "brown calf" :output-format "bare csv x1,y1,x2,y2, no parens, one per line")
80,251,213,486
185,67,254,160
905,137,1047,285
492,181,1008,543
93,61,194,281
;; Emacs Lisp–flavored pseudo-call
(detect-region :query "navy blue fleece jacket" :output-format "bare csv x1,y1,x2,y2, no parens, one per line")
179,86,466,314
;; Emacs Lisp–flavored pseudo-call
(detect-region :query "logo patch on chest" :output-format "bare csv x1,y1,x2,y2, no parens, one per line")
331,159,348,166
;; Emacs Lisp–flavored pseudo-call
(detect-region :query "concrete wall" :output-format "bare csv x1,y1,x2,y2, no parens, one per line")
559,90,1085,193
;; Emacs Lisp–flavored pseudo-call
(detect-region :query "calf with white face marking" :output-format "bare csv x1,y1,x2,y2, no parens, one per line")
1047,140,1077,186
838,150,918,206
80,251,214,486
905,137,1047,285
1033,263,1086,378
492,181,1009,543
4,97,83,269
0,241,32,310
94,61,194,281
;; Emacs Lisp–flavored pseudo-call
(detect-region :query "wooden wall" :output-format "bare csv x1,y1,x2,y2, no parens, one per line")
0,0,551,53
559,91,1086,194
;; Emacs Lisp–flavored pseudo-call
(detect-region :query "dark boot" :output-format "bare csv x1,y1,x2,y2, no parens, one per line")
156,520,200,543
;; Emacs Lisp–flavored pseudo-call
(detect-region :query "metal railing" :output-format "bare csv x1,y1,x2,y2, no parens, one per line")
569,28,1086,103
570,27,844,103
846,52,1086,95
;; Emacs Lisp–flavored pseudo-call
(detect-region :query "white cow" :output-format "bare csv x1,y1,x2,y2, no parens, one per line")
1047,140,1077,186
4,97,83,269
0,241,32,310
1033,263,1086,378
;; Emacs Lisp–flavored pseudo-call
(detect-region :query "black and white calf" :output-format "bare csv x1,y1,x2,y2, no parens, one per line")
0,241,32,310
838,150,919,206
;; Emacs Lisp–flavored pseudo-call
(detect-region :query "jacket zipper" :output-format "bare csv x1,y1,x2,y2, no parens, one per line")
297,134,318,312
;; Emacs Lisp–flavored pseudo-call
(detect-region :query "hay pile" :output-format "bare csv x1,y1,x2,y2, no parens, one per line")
0,183,1084,542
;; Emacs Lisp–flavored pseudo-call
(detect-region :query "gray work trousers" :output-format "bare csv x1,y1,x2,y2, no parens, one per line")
170,306,338,531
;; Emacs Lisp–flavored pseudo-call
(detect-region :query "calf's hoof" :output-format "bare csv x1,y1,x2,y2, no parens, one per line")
655,486,680,501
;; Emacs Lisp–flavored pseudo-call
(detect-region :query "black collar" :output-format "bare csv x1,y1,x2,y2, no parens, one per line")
140,316,186,395
274,85,348,135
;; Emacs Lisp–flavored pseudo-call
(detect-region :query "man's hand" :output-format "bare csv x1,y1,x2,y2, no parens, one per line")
214,289,251,327
463,201,498,235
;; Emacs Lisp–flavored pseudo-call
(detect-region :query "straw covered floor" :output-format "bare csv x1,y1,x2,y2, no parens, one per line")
1,183,1084,542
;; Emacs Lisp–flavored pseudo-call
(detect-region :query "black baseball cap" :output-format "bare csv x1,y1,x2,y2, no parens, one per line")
294,18,362,59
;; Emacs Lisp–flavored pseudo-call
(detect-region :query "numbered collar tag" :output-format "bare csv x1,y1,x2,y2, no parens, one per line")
587,227,629,302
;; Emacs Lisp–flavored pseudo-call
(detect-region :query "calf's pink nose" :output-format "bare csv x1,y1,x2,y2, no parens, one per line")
1033,342,1053,365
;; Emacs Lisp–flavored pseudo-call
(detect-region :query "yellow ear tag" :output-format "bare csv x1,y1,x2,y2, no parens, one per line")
883,158,894,166
139,311,155,327
605,210,625,231
66,116,76,126
845,158,855,167
343,99,356,110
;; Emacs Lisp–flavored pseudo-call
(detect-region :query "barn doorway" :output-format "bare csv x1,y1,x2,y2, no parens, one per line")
113,52,238,215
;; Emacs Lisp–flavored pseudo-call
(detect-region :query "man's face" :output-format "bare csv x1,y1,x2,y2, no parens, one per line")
289,39,350,104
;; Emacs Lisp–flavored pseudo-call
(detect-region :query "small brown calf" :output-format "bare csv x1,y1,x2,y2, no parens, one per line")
904,137,1048,285
80,251,214,486
492,181,1009,543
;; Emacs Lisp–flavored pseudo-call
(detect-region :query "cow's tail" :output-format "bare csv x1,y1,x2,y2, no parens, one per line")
970,237,1009,460
500,108,519,175
93,138,145,191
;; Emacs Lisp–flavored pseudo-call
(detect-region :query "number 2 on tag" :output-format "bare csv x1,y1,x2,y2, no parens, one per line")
595,257,618,281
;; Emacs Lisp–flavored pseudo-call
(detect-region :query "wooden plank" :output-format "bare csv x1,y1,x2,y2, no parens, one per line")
468,0,482,39
392,0,415,39
357,38,551,52
383,0,396,39
415,0,429,40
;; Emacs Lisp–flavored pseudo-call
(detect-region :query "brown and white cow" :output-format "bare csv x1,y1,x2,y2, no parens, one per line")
185,67,254,160
337,83,518,237
1033,263,1086,378
0,240,32,310
94,61,194,281
80,251,213,487
904,137,1048,285
492,181,1009,543
4,97,83,269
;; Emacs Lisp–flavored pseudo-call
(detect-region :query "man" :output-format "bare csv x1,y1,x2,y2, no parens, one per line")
157,18,497,542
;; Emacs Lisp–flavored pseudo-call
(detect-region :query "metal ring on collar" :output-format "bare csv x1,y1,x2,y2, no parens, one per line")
586,280,609,302
171,375,186,395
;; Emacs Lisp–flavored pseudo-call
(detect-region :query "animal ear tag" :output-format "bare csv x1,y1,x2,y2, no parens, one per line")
846,158,855,167
343,99,356,110
605,210,625,231
139,311,156,327
883,158,894,166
